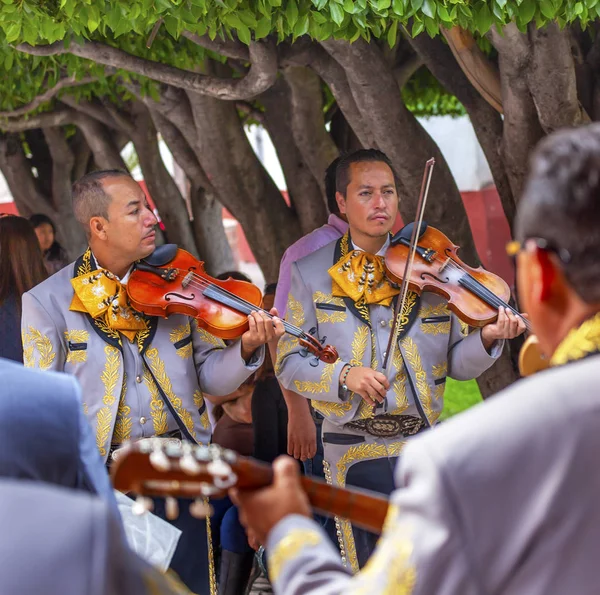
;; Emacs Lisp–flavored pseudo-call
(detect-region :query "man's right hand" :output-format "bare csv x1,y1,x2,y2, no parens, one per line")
342,366,390,406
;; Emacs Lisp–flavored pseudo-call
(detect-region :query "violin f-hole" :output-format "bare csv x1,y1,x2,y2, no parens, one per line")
165,292,196,302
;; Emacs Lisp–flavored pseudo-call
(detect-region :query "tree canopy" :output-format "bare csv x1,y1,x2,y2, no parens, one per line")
1,0,599,394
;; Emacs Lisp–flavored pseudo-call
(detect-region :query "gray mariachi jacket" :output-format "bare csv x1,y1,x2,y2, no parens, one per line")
21,249,263,463
275,235,502,429
265,354,600,595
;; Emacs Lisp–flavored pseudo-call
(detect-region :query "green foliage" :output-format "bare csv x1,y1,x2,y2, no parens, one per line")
403,66,466,118
439,378,482,421
0,0,595,118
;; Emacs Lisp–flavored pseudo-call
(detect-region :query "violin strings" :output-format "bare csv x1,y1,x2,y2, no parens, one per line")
168,270,309,340
424,253,532,331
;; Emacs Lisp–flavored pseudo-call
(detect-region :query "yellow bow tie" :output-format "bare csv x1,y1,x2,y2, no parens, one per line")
70,269,147,342
328,249,399,306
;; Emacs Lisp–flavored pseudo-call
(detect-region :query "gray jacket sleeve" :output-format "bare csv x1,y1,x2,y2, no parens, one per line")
447,314,503,380
191,320,264,396
266,442,479,595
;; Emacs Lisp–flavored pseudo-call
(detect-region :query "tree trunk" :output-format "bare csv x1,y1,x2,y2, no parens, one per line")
321,38,480,265
187,91,301,282
76,115,129,171
261,77,328,235
42,127,87,256
150,107,235,274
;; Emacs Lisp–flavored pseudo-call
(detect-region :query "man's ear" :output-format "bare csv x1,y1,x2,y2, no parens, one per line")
89,216,108,241
336,191,346,215
533,247,557,303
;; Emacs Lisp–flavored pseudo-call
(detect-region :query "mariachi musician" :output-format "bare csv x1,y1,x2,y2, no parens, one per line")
275,149,526,569
21,170,285,594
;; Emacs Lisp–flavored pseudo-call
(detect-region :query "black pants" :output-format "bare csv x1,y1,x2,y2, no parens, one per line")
345,456,398,568
152,497,211,593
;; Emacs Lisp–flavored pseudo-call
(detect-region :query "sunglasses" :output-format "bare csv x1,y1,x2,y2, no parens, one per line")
506,237,572,265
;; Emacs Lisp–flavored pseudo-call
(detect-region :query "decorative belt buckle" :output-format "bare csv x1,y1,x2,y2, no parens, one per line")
365,416,403,438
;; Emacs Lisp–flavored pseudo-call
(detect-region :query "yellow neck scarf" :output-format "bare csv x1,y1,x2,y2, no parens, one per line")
70,269,147,342
550,311,600,367
328,244,399,307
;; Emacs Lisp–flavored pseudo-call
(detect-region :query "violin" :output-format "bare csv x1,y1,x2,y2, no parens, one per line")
385,221,532,330
126,245,339,364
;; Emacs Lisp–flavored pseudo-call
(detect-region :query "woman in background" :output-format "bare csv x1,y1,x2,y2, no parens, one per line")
0,216,48,362
29,213,69,275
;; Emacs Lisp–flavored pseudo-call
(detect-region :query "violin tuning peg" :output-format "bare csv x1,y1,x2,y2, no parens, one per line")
189,498,213,519
132,496,153,516
165,496,179,520
149,447,170,472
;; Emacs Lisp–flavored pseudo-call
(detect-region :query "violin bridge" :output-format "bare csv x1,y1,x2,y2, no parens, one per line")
182,271,194,288
438,257,451,272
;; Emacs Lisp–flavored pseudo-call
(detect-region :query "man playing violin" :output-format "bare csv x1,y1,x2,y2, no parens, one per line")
21,169,285,593
273,148,525,569
234,126,600,594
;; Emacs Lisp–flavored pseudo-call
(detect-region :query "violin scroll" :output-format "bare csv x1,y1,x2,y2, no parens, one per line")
299,335,339,364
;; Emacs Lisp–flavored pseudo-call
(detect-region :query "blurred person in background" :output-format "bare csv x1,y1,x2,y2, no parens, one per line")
29,213,70,275
0,216,47,362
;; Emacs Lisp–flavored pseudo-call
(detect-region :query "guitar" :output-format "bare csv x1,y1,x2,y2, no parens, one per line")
110,439,389,534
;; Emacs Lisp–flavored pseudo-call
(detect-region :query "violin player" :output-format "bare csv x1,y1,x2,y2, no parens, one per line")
272,149,526,569
21,169,285,594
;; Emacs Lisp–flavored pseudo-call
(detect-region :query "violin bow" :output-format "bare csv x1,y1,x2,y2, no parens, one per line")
382,158,436,373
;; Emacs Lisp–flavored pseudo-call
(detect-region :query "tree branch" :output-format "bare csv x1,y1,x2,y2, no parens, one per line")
16,39,277,100
59,95,121,130
0,74,98,118
181,31,250,61
0,109,76,132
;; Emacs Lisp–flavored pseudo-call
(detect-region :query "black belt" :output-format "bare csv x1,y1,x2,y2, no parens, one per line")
345,414,424,438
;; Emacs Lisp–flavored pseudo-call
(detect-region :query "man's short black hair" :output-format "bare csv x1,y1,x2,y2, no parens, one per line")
72,170,132,237
324,157,341,215
516,124,600,302
335,149,398,198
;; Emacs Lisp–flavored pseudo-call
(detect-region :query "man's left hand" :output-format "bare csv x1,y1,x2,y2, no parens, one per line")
230,456,311,545
241,308,285,362
481,306,527,351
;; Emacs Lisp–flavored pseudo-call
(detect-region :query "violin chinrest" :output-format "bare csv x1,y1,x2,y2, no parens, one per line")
391,221,428,246
142,244,179,266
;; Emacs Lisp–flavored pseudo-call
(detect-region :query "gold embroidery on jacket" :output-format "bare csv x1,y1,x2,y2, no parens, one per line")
77,248,92,277
113,373,132,444
275,294,304,374
205,510,218,595
419,303,451,335
323,461,360,574
82,402,89,416
194,321,226,350
96,406,112,457
294,361,337,395
432,362,447,402
144,367,169,436
336,441,406,487
65,330,89,363
401,337,435,422
194,390,210,429
101,345,120,406
459,319,469,336
135,326,151,353
269,529,323,583
389,347,408,415
314,291,347,324
311,326,366,418
95,345,120,456
170,323,192,359
355,537,416,594
22,326,55,370
146,347,196,440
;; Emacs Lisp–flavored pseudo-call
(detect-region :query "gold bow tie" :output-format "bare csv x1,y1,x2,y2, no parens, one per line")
328,249,399,306
70,269,147,342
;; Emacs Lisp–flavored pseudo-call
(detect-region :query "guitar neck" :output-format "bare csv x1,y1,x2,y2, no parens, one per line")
233,457,388,534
